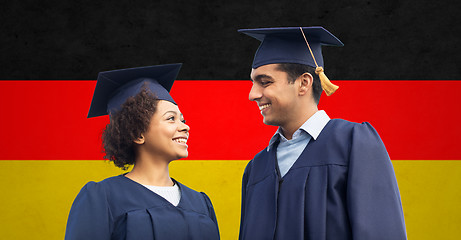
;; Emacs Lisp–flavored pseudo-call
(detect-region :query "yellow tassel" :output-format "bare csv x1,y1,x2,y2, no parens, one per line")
315,67,339,96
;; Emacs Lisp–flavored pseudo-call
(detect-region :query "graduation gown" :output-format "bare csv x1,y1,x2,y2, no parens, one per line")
65,175,220,240
239,119,406,240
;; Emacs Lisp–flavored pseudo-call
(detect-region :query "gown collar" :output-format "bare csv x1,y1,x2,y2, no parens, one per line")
267,110,330,151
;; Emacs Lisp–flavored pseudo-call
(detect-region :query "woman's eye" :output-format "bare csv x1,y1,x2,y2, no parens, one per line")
167,116,175,121
181,119,186,124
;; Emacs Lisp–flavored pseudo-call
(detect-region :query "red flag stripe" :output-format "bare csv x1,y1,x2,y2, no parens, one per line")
0,80,460,160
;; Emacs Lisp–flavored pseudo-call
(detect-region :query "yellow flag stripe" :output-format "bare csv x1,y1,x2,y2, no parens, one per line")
1,160,460,240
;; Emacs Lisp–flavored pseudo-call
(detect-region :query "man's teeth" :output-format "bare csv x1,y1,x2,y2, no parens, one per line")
259,104,271,110
174,138,187,144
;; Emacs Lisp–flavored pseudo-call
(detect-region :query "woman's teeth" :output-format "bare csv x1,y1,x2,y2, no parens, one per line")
173,138,187,144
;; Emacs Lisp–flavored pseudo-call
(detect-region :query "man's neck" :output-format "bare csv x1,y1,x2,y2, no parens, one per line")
281,106,318,140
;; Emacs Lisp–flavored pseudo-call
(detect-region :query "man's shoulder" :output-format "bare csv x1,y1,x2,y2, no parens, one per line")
327,118,377,134
249,145,272,164
328,118,359,129
326,119,384,150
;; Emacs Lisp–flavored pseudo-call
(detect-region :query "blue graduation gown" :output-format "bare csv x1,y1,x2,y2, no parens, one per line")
65,175,220,240
240,119,406,240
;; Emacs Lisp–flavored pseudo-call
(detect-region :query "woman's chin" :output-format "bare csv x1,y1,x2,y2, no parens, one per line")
173,151,188,161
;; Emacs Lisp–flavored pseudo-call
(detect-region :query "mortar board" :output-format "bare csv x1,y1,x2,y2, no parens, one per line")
239,27,343,95
87,63,182,118
238,26,343,69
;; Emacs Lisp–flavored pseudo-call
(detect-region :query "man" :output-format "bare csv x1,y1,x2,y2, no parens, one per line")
238,27,406,240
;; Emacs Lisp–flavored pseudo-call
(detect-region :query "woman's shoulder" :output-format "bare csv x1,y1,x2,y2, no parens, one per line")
174,179,205,199
174,179,215,212
97,174,126,187
75,175,126,200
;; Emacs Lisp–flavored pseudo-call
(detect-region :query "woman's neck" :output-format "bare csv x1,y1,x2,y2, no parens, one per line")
125,155,174,186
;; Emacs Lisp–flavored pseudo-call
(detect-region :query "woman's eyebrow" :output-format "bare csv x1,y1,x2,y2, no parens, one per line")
162,111,178,117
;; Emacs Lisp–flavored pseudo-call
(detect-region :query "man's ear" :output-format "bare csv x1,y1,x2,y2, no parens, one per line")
134,134,145,144
298,72,313,96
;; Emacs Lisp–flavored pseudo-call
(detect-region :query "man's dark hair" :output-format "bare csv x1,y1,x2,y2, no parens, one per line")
102,87,158,170
276,63,322,104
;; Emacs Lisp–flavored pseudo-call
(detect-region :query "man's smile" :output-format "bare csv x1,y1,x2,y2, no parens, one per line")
259,103,271,111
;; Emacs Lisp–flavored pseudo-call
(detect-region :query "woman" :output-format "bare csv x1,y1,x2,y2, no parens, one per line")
65,64,220,240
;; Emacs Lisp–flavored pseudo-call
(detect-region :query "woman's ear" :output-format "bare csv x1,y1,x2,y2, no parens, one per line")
298,72,313,96
134,134,145,144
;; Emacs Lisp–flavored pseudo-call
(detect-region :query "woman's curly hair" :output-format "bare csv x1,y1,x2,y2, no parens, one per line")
102,87,158,170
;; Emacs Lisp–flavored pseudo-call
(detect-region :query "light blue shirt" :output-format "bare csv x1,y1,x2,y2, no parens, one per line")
267,110,330,177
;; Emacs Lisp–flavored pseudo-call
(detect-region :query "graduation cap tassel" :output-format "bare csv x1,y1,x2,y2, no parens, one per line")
299,27,339,96
315,66,339,96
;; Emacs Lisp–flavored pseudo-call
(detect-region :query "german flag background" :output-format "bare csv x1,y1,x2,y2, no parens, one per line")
1,1,460,239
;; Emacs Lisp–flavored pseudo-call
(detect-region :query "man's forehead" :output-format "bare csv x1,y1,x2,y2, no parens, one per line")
250,64,284,79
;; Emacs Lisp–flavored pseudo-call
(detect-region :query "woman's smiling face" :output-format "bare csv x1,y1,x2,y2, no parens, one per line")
140,100,190,161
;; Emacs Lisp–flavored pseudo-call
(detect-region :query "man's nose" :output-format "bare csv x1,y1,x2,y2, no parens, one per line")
249,83,262,101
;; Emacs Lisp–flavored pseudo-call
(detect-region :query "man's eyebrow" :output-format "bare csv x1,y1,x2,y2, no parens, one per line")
252,74,274,82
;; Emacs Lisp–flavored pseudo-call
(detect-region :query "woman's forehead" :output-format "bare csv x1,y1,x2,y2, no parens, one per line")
157,100,181,115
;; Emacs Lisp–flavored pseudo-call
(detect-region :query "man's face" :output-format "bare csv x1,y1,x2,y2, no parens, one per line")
249,64,299,128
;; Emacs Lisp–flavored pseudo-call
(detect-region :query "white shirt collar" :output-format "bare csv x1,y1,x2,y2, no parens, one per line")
267,110,330,151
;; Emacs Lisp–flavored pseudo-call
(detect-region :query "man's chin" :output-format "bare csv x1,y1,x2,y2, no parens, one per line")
263,117,280,127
